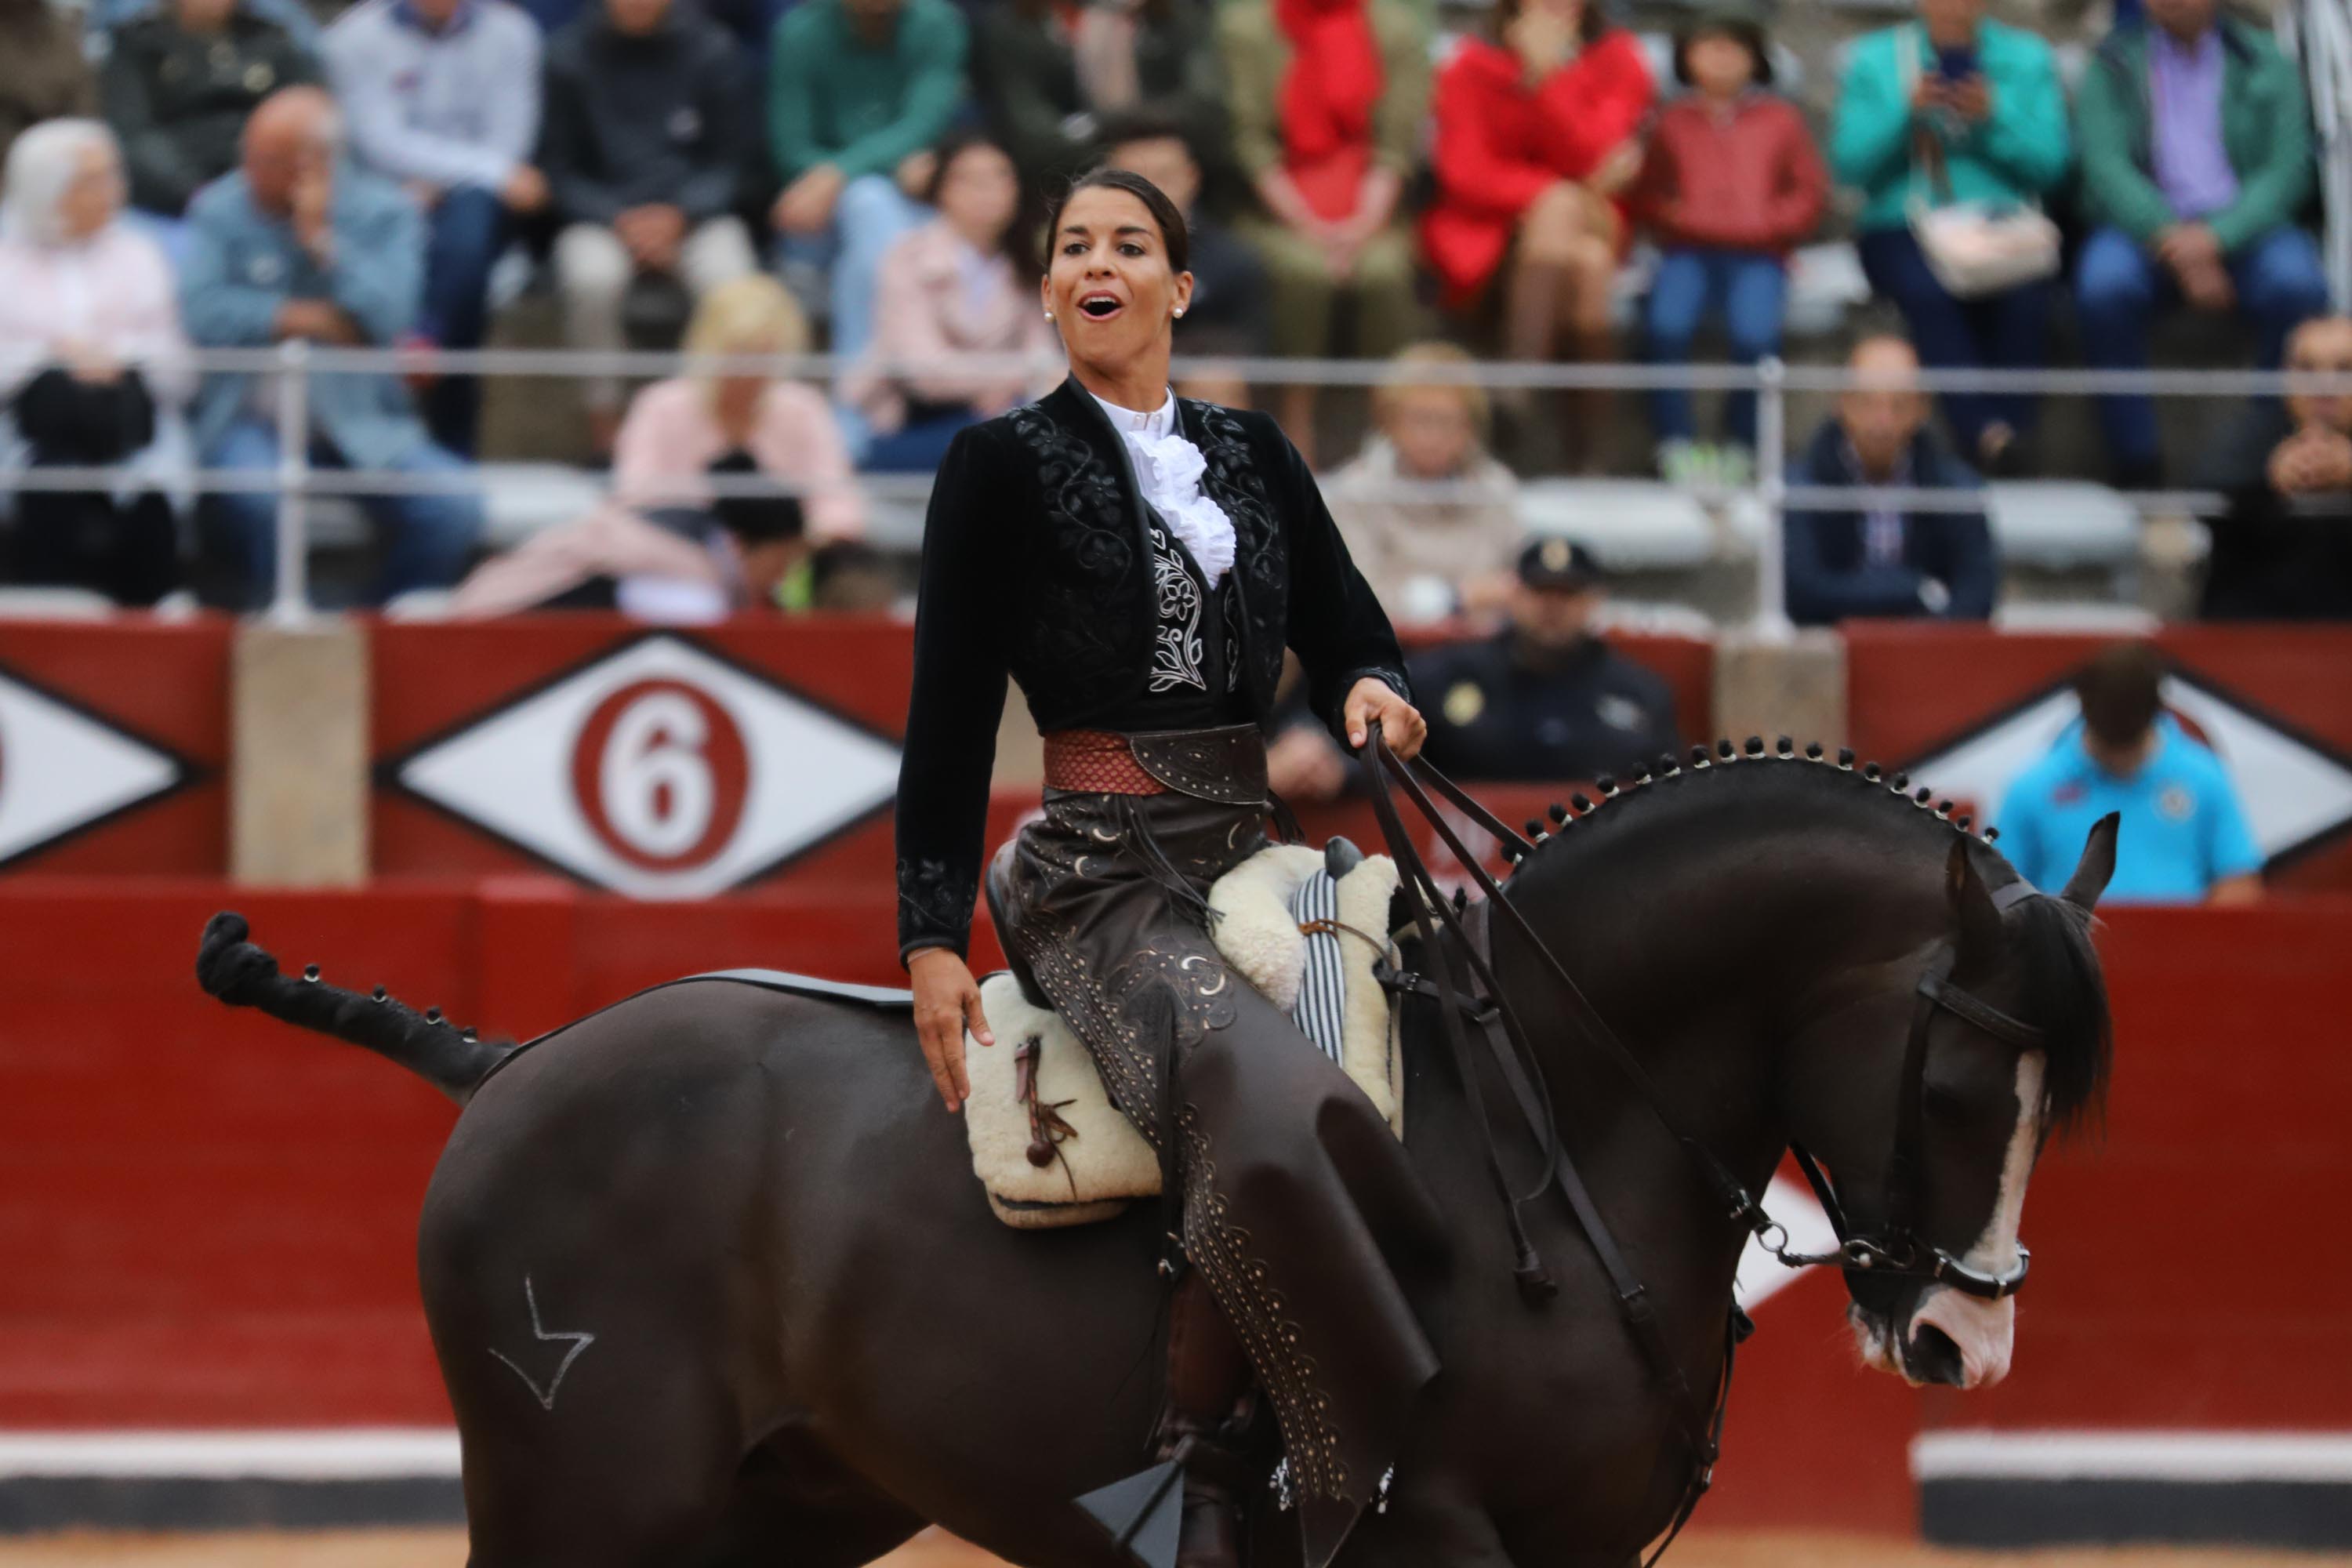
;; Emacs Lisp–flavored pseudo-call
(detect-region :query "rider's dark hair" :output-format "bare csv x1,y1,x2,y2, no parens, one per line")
1043,167,1191,277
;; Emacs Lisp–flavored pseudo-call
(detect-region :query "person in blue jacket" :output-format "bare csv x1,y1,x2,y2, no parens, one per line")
1998,641,2263,904
1784,335,1998,626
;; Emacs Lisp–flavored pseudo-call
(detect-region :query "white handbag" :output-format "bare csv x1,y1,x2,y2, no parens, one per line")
1898,36,2063,299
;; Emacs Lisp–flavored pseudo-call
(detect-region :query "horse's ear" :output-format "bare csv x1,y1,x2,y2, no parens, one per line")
2060,812,2121,912
1946,837,2002,958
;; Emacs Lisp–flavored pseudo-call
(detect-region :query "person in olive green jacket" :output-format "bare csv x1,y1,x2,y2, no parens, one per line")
1221,0,1428,455
1830,0,2069,474
971,0,1227,194
2073,0,2326,488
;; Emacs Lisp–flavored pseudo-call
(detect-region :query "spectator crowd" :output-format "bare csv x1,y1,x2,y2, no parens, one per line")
0,0,2342,626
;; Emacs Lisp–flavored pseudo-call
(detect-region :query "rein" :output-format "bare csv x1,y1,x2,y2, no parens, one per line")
1354,728,2051,1559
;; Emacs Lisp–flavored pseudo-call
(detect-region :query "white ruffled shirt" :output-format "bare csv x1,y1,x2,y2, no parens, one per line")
1090,387,1236,588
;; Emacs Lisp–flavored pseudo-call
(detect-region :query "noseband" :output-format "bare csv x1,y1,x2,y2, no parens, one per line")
1777,884,2048,1304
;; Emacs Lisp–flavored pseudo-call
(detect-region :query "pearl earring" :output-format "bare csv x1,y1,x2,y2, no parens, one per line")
1174,308,1185,318
1044,310,1054,321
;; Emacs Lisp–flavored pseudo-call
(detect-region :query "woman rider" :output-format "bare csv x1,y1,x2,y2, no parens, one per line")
895,167,1443,1568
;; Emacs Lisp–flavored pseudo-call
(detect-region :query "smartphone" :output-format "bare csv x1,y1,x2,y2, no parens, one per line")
1936,45,1978,80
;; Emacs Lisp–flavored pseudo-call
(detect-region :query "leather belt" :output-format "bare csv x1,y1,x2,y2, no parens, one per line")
1042,724,1269,805
1043,730,1167,796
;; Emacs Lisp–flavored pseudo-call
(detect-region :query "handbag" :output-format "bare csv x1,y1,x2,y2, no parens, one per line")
1898,35,2061,299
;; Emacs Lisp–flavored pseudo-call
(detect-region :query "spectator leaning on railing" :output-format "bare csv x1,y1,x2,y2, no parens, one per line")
101,0,318,246
0,0,97,173
1831,0,2069,476
2073,0,2325,491
972,0,1226,194
768,0,969,362
1327,342,1520,625
1784,334,1998,627
1998,641,2262,905
2192,314,2352,621
841,131,1057,473
1425,0,1651,473
0,119,191,604
180,87,483,607
612,274,865,541
324,0,546,458
1635,1,1825,489
1222,0,1428,459
542,0,758,456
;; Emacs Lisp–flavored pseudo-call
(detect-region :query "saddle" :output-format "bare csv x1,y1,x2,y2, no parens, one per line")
966,841,1406,1229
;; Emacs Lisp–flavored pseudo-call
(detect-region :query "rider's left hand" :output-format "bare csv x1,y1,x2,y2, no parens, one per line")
1345,677,1427,760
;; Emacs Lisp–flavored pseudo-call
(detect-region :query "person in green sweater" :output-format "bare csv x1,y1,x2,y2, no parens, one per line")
2073,0,2327,489
1830,0,2069,474
768,0,971,362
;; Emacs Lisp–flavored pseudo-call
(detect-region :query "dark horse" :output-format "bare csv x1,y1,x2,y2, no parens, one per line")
196,744,2117,1568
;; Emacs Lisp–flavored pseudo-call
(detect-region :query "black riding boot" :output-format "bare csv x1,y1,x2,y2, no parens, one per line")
1160,1269,1250,1568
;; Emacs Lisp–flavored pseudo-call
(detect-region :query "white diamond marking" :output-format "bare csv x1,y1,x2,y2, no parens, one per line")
0,669,180,864
395,636,901,897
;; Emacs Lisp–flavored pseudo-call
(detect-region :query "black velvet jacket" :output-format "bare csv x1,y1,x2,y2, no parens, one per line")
895,377,1409,960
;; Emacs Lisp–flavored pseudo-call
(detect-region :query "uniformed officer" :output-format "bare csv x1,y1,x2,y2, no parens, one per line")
1410,538,1682,781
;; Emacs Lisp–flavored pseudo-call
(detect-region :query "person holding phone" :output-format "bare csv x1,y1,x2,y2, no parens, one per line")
1830,0,2069,474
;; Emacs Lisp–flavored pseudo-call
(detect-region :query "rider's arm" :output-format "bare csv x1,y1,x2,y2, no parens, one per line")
1273,425,1413,742
895,425,1011,966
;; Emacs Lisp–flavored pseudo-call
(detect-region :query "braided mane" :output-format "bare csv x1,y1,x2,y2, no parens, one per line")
1492,735,2114,1134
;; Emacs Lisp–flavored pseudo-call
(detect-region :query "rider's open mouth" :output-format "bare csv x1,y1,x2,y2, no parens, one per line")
1079,294,1123,320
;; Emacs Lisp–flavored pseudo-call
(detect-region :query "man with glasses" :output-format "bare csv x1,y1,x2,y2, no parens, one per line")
2193,314,2352,620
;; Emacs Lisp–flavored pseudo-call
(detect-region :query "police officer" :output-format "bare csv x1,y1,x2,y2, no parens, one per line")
1410,538,1681,781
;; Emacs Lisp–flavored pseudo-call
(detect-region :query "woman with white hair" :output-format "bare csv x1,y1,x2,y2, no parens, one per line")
0,118,191,603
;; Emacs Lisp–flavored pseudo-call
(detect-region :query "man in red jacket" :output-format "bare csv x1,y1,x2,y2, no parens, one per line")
1635,2,1826,488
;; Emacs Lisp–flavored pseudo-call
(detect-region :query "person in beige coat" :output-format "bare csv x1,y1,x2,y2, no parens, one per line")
1326,343,1521,624
842,130,1059,471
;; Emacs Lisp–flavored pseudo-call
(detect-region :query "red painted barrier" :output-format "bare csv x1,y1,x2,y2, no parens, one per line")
4,879,2344,1536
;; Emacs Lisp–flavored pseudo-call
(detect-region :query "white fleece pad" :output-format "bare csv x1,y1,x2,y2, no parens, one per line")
965,847,1404,1229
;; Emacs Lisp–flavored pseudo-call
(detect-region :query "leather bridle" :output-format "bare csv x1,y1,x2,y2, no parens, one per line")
1354,731,2053,1562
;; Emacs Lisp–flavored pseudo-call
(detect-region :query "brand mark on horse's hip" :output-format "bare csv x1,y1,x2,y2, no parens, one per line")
488,1275,597,1412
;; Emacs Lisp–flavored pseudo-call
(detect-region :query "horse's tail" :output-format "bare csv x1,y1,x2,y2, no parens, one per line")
195,911,511,1104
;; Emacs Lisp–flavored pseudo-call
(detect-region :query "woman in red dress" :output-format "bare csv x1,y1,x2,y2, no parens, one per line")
1422,0,1653,467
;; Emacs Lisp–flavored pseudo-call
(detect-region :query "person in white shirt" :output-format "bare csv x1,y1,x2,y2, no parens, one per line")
325,0,546,453
0,120,192,602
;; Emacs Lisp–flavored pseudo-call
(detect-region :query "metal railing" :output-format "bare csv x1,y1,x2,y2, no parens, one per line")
8,342,2350,630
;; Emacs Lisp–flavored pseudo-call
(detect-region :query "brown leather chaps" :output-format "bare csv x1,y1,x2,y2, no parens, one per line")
990,743,1446,1566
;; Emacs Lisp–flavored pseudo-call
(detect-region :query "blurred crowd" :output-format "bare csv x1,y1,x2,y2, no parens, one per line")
0,0,2343,622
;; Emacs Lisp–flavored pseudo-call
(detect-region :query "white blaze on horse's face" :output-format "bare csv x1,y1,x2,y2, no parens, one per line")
1900,1051,2045,1389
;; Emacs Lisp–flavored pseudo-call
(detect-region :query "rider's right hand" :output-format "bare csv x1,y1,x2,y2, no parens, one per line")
908,948,993,1113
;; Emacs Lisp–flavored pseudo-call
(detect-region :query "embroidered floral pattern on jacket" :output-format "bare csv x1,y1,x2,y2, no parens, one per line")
896,855,980,955
1189,401,1287,706
1147,524,1208,693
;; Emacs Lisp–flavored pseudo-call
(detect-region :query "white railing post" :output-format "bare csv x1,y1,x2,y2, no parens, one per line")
268,338,312,623
1751,354,1792,637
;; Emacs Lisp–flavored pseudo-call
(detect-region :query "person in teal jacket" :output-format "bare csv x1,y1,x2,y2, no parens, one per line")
1831,0,2070,473
2072,0,2326,489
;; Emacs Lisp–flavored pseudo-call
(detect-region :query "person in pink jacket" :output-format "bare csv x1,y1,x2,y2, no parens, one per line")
612,274,865,540
842,130,1059,471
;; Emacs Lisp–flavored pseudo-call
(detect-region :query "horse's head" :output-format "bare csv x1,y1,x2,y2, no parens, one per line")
1781,814,2117,1392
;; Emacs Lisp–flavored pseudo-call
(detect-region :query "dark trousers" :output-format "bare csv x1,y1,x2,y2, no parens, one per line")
419,186,509,457
9,365,179,604
1857,227,2051,456
994,782,1444,1564
2075,223,2331,476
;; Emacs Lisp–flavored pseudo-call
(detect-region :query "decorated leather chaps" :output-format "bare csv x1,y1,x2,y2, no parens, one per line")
991,741,1445,1559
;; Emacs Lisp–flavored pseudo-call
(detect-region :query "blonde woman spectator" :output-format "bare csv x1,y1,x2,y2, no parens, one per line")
0,120,191,603
613,276,865,540
1327,343,1520,623
842,131,1057,472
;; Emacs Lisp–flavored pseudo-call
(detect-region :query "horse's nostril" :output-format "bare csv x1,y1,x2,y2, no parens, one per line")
1907,1322,1967,1386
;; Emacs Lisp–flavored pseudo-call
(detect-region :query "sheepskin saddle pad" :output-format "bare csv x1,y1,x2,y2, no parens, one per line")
964,843,1405,1230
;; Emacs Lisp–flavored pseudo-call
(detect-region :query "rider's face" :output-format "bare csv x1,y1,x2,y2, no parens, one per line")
1042,187,1192,379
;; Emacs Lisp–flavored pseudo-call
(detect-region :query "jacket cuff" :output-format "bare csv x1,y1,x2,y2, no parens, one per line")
1324,665,1412,746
